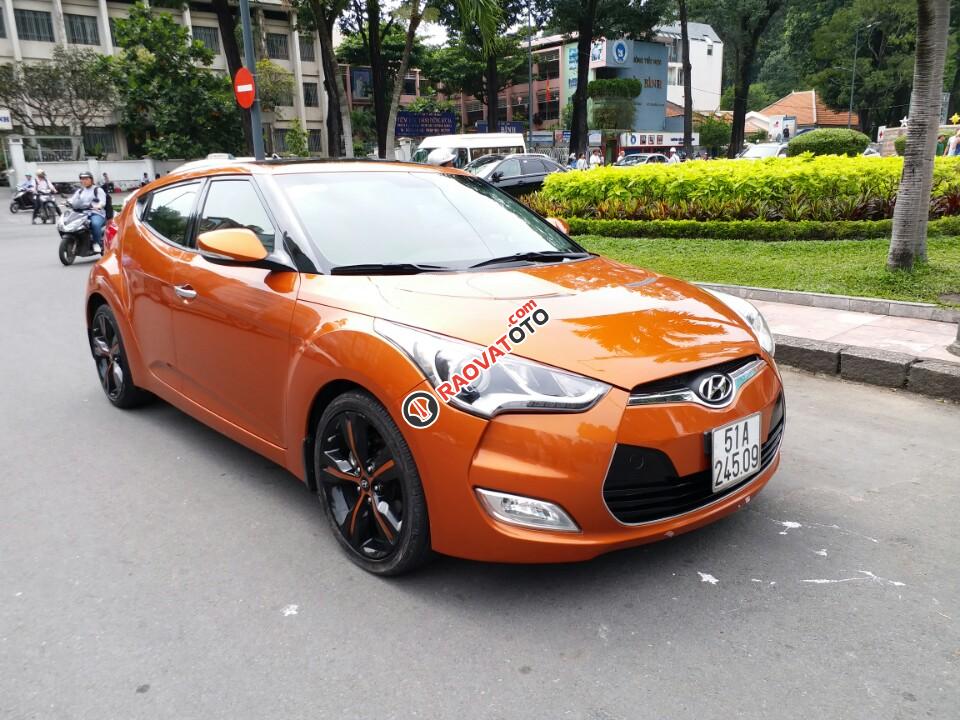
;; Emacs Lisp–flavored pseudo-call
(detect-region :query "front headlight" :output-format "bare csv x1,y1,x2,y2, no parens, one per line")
705,289,775,356
375,319,610,418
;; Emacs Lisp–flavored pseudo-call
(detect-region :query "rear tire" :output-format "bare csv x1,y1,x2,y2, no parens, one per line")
89,304,151,409
313,390,432,576
58,237,77,266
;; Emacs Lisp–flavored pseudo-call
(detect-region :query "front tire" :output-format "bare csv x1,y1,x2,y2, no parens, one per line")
89,304,151,409
10,201,19,214
313,391,432,576
58,237,77,266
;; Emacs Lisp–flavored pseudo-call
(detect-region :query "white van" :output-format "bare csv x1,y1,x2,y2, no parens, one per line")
412,133,528,167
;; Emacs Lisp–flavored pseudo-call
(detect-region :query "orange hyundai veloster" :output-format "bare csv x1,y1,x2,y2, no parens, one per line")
85,159,784,575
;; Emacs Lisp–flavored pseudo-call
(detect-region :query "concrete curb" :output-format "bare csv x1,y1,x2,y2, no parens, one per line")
774,334,960,402
698,282,960,323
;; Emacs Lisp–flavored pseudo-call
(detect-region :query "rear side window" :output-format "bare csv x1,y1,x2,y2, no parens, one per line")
198,179,277,252
497,159,521,178
143,182,200,246
520,158,545,175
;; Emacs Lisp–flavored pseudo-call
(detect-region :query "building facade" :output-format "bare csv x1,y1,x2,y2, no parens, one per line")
0,0,346,158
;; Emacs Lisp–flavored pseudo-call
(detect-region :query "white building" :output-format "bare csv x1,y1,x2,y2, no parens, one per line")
656,22,723,113
0,0,328,159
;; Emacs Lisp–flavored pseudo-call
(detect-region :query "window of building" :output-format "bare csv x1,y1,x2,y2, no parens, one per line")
303,82,319,107
267,32,289,59
198,180,277,252
276,87,294,107
273,128,288,153
109,17,117,45
144,183,201,248
707,42,714,56
512,94,528,121
402,74,417,96
65,13,100,45
466,100,483,128
193,25,219,54
308,129,323,152
0,5,6,38
299,35,315,62
535,50,559,80
15,9,55,42
536,88,559,121
82,127,118,154
668,66,684,86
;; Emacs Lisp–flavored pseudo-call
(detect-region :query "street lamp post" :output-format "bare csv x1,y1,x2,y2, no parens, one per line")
527,3,533,147
848,22,878,130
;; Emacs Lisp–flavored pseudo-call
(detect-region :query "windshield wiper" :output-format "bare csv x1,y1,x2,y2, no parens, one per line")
330,262,449,275
469,250,591,269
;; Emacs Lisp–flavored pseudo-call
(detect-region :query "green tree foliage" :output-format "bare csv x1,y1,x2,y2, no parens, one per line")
587,79,642,130
336,21,431,87
254,59,295,116
422,37,525,107
112,3,242,159
718,82,777,112
696,116,732,155
786,128,871,156
404,92,458,114
284,118,310,156
807,0,917,135
895,133,907,156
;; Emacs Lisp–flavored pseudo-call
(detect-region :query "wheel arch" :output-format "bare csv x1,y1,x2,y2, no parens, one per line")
86,292,109,327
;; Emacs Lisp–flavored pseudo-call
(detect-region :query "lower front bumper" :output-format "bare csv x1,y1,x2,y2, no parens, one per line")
413,363,783,564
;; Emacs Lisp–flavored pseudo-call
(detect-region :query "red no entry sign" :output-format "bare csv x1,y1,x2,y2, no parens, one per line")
233,67,255,109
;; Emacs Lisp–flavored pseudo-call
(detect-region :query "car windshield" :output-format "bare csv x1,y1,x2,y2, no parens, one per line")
276,171,585,271
464,155,502,178
739,144,781,158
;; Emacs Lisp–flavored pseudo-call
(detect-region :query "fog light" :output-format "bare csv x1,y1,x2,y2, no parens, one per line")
475,488,580,532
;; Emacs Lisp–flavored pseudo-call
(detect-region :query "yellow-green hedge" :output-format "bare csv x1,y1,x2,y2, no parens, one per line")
536,155,960,222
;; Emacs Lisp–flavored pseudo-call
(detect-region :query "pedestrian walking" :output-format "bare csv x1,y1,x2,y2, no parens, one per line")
936,134,947,156
576,154,588,170
616,150,626,164
668,147,681,164
952,129,960,156
589,149,603,169
945,130,960,156
568,152,578,169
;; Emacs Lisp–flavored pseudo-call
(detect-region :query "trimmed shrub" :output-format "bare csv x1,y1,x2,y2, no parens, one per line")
534,156,960,222
562,217,960,241
786,128,871,157
894,134,907,156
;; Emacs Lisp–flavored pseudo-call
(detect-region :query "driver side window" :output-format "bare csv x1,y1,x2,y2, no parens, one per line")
497,159,521,179
197,179,277,252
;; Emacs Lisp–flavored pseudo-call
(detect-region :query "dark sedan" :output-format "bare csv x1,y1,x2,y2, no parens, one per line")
464,153,568,197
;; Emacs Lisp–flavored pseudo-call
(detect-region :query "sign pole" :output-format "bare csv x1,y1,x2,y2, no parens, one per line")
239,0,264,160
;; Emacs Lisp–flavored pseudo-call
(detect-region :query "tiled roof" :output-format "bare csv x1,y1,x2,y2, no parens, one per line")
758,90,859,128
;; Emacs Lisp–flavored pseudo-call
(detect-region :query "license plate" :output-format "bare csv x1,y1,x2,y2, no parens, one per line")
711,413,762,493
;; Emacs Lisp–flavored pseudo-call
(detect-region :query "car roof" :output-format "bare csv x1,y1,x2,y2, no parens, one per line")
162,158,470,183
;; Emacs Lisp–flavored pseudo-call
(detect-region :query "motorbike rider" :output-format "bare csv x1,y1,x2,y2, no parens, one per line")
68,171,107,253
31,169,59,224
426,148,458,168
16,173,33,192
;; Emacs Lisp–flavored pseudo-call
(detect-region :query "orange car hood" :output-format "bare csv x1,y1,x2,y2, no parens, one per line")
297,257,760,390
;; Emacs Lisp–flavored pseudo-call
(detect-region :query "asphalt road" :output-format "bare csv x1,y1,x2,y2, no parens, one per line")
1,208,958,720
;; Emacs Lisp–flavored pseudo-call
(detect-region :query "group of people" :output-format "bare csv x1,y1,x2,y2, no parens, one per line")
568,146,686,169
938,129,960,156
15,169,112,251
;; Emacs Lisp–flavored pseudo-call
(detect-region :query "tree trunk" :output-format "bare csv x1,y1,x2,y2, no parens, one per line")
887,0,951,270
386,0,422,159
365,0,390,156
211,0,253,154
569,1,596,158
317,17,353,157
679,0,693,157
727,48,753,157
484,51,498,133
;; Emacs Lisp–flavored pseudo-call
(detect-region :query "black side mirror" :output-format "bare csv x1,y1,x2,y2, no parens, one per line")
491,171,503,182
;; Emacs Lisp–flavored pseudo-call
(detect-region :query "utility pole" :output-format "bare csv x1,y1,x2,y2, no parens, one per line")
527,3,533,147
240,0,265,160
848,22,877,130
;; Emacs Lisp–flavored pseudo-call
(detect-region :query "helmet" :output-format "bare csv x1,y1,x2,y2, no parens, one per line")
79,171,93,180
426,147,457,166
24,173,32,177
36,168,46,176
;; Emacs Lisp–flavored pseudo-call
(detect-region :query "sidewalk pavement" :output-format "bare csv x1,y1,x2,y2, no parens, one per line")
753,299,959,364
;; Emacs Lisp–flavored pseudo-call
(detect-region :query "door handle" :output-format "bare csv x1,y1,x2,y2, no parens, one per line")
174,284,197,300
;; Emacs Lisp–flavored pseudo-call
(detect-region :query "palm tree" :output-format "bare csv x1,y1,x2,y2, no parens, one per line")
887,0,952,270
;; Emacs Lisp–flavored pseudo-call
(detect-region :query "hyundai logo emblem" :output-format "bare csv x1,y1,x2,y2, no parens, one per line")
697,374,734,404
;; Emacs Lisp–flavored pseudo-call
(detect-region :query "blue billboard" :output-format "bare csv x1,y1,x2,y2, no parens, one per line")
396,111,458,137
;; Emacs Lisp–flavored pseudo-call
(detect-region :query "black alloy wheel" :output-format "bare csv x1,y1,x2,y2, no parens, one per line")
10,201,18,214
89,305,151,409
58,237,77,266
314,391,431,575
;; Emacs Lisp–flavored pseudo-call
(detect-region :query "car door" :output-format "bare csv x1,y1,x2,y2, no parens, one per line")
122,181,202,391
490,158,523,195
171,177,300,447
515,158,549,195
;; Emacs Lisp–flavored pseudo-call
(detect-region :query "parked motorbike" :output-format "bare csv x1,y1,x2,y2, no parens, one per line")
36,193,60,224
9,188,34,213
57,202,101,266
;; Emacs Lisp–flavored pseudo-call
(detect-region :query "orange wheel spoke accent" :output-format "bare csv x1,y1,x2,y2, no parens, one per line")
370,459,395,481
371,502,395,542
323,465,361,484
348,494,365,536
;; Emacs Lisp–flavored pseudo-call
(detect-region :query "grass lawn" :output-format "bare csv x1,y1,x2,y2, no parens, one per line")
578,235,960,307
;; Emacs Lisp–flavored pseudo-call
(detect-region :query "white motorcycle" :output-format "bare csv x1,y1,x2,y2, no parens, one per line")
57,201,101,266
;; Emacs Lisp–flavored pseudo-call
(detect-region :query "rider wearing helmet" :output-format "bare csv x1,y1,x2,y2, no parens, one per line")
69,171,108,253
16,173,33,192
31,169,58,224
426,147,458,168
